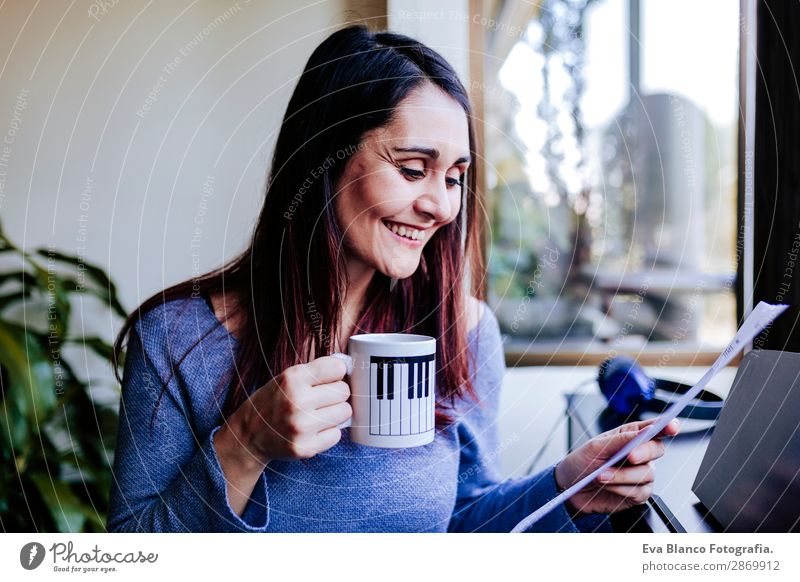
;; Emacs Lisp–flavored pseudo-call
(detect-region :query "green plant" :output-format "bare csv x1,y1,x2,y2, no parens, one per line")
0,220,126,532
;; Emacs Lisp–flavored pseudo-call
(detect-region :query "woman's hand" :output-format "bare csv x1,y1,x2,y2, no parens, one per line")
219,355,352,471
554,417,681,517
212,355,350,517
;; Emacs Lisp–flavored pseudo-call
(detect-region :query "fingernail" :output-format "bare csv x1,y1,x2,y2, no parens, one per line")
600,471,614,481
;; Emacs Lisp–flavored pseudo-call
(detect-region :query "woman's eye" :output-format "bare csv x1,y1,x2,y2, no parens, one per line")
446,175,465,188
399,167,425,179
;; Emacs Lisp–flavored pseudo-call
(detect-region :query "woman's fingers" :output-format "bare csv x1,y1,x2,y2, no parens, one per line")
297,401,352,432
656,419,681,438
593,424,649,458
614,417,680,437
317,401,352,429
599,483,654,504
593,421,677,465
598,462,655,485
305,380,351,409
295,355,349,386
626,438,666,464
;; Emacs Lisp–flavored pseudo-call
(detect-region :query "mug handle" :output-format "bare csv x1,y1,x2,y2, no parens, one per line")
331,352,353,428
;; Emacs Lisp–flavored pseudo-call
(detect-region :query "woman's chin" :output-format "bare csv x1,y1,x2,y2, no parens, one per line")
382,259,420,280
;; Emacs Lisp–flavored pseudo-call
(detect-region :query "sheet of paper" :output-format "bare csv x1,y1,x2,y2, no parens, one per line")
510,301,789,533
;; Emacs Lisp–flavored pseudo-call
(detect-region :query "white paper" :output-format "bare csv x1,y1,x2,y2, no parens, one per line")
510,301,789,533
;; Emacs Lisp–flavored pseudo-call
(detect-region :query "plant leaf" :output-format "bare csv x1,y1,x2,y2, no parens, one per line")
0,290,31,313
29,474,87,532
0,320,58,446
64,336,115,362
24,254,72,340
0,269,38,290
34,249,126,318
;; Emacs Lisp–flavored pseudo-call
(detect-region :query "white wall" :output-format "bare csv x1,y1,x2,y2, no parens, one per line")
387,0,471,85
0,0,385,327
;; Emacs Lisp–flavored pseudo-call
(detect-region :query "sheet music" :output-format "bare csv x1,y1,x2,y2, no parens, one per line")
510,301,789,533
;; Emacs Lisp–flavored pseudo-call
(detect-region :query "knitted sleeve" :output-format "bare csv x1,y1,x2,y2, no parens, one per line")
446,303,611,533
106,309,270,532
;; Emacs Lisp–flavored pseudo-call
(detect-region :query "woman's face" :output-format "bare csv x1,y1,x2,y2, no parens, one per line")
334,82,471,280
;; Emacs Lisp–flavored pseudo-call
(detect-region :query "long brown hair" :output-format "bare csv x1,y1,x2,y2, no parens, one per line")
112,25,486,431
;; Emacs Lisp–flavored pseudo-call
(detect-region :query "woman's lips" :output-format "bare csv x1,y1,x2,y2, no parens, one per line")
382,219,426,240
382,220,424,247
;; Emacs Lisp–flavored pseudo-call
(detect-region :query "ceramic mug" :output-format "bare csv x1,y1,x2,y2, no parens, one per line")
332,333,436,448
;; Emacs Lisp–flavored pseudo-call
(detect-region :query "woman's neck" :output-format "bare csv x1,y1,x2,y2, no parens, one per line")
337,257,376,351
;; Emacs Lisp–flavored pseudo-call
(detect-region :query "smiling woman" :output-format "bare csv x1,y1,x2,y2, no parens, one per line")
106,24,669,534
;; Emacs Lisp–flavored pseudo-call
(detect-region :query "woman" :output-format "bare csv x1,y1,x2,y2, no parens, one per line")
107,25,678,533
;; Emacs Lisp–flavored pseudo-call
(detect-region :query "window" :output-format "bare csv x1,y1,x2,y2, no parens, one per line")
484,0,739,363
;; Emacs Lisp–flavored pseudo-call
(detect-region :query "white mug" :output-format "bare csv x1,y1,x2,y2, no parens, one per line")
332,333,436,448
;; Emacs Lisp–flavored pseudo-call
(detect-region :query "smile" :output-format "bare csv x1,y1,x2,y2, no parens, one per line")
382,219,426,246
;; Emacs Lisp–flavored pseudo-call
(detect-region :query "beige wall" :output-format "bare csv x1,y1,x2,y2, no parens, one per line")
0,0,386,325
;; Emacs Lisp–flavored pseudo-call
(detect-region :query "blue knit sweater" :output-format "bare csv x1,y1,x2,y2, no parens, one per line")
106,295,610,532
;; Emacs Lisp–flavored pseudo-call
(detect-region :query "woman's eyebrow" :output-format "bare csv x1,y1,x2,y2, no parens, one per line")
393,146,470,165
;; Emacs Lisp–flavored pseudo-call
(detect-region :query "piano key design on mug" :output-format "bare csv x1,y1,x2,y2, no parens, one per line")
369,354,436,436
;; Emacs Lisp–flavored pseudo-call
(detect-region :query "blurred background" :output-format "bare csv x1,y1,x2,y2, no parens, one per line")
480,0,738,364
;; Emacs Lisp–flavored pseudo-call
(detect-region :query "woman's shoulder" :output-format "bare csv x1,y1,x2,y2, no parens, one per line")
125,294,239,411
466,295,486,335
459,296,505,420
466,295,499,345
133,294,210,337
121,295,239,436
464,295,504,384
130,293,231,375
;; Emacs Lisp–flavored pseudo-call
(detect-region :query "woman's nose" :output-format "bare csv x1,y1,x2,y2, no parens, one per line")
416,173,452,222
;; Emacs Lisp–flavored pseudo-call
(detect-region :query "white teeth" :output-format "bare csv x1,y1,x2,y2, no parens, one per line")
385,220,425,241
